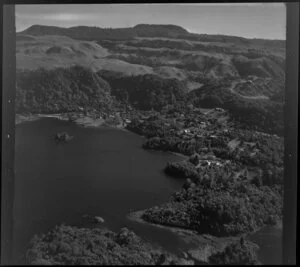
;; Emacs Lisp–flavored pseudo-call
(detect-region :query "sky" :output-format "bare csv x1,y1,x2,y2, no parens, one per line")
16,3,286,40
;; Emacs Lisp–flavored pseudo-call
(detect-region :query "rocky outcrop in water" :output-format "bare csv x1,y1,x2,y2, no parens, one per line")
54,132,73,143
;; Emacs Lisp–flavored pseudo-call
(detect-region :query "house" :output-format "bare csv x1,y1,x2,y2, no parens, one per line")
203,160,211,167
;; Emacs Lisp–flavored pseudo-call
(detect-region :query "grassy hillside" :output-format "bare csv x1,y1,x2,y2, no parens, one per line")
17,25,285,81
16,34,155,76
98,39,284,80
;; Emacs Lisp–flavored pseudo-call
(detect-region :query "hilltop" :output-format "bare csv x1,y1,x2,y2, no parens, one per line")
19,23,190,41
20,24,285,46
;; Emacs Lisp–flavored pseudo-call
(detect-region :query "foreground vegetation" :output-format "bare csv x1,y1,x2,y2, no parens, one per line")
27,224,261,265
142,170,282,236
26,225,190,265
208,238,260,265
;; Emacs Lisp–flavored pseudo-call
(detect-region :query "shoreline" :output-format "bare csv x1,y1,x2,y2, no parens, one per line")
127,210,243,263
128,209,282,239
127,209,281,264
17,112,282,264
168,151,189,160
15,113,129,132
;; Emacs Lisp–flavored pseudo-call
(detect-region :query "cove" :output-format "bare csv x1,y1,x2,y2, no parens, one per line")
13,118,185,264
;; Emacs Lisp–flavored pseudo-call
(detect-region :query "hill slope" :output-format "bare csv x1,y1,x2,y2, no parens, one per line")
16,24,285,134
16,65,114,113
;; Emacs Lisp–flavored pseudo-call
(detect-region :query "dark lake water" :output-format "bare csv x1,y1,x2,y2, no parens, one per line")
247,225,282,265
13,118,282,264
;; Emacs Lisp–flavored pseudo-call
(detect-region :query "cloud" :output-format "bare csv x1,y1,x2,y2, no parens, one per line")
44,13,96,21
16,12,97,22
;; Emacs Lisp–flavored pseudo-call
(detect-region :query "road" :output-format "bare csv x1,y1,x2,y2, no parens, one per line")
228,79,269,100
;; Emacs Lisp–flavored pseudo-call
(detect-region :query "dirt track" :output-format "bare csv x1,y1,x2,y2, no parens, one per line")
228,80,269,100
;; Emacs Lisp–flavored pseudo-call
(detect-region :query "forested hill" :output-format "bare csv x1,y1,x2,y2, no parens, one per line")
16,66,114,114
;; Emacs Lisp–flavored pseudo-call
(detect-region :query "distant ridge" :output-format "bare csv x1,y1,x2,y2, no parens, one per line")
20,24,136,41
20,24,188,41
20,24,285,45
133,24,189,37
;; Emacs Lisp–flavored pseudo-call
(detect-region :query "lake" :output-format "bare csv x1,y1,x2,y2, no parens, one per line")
12,118,282,264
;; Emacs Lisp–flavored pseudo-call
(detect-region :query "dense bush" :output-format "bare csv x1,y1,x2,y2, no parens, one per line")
208,239,260,265
164,161,199,180
99,73,187,111
227,99,284,136
188,80,284,136
16,66,114,114
26,225,186,265
142,169,283,237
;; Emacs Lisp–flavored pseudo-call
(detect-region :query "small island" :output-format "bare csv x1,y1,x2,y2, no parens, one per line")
54,132,74,143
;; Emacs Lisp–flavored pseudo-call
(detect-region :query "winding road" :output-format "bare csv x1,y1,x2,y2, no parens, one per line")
228,79,269,100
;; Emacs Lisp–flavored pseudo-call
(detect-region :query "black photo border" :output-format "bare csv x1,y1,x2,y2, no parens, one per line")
1,0,298,265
